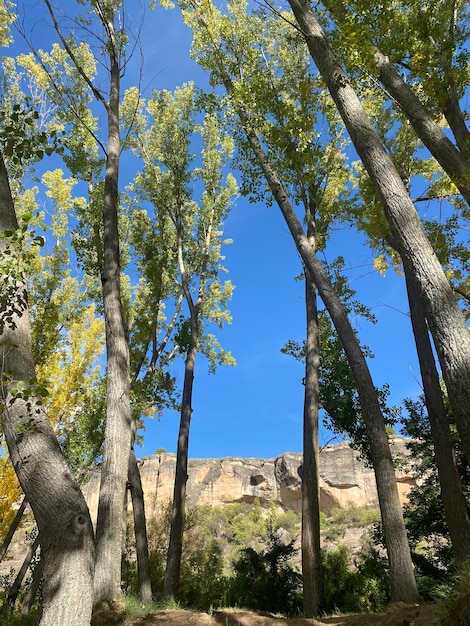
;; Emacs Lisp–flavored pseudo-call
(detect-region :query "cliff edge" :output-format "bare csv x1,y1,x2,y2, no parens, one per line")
82,437,415,521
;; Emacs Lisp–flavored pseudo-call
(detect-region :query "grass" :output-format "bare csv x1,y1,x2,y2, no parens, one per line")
91,594,182,625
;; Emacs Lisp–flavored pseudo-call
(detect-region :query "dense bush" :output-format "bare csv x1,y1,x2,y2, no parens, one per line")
227,535,302,616
124,503,230,610
321,504,380,542
320,545,389,614
122,501,393,616
435,564,470,626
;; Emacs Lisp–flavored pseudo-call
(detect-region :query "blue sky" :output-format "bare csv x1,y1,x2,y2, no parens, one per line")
138,197,422,460
134,3,423,459
10,2,423,460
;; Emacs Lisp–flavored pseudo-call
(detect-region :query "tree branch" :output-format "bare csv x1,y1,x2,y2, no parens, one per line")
43,0,108,110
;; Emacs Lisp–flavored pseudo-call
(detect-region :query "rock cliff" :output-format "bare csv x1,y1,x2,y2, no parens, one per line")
0,438,415,578
82,437,415,521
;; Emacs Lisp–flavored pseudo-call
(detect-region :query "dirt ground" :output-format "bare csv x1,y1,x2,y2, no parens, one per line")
93,603,441,626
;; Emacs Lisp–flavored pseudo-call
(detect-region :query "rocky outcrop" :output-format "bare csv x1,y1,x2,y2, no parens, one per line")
0,438,415,578
81,437,415,522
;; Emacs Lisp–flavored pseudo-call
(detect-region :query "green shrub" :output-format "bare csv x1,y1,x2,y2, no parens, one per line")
226,535,302,616
124,502,230,610
329,504,381,527
274,510,301,534
320,545,389,615
435,564,470,625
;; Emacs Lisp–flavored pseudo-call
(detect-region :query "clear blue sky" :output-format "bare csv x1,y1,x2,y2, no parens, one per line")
11,2,423,460
134,3,423,459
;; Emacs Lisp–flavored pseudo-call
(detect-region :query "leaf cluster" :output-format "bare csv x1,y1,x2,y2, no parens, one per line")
0,212,45,334
401,395,470,571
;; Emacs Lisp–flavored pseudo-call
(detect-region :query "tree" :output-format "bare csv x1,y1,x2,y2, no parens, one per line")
37,1,134,602
0,152,95,625
312,0,470,563
322,0,470,207
126,83,237,597
285,0,470,468
228,536,302,615
401,395,470,575
178,0,419,604
405,259,470,563
301,267,323,616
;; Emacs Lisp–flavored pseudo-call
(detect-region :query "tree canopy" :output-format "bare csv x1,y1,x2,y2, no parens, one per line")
0,0,469,621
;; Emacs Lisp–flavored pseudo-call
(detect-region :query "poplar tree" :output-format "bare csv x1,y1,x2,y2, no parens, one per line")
176,0,419,606
286,0,470,468
32,1,134,602
306,0,470,563
126,83,237,597
0,152,95,625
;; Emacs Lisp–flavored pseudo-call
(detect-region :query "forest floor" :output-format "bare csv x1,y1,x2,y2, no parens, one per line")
92,602,441,626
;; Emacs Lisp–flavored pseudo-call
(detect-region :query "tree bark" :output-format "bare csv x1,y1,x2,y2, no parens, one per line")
301,271,322,617
287,0,470,468
403,256,470,563
93,10,132,604
0,153,95,625
164,324,198,598
128,448,152,602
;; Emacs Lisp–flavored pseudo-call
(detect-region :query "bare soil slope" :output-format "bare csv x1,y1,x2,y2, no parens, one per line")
93,603,440,626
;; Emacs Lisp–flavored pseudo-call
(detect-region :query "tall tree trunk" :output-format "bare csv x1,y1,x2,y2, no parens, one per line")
164,326,198,597
442,86,470,159
0,153,95,626
184,5,418,602
231,123,419,601
403,256,470,563
0,496,27,563
128,447,152,602
301,271,322,617
287,0,470,467
93,12,132,604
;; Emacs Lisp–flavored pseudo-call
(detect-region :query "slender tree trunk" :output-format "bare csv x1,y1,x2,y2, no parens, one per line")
93,13,132,604
403,256,470,563
0,496,27,563
6,533,40,612
0,153,95,626
230,122,419,601
287,0,470,468
188,7,418,602
19,551,44,617
442,86,470,159
164,326,198,597
128,447,152,602
301,272,322,617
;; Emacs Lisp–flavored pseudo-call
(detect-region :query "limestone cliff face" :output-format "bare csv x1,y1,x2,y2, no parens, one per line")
82,437,415,521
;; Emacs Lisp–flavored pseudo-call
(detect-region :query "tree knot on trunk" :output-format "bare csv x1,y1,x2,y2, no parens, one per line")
72,513,89,536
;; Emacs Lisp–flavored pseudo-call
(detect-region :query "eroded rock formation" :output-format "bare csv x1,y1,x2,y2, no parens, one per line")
82,437,415,521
